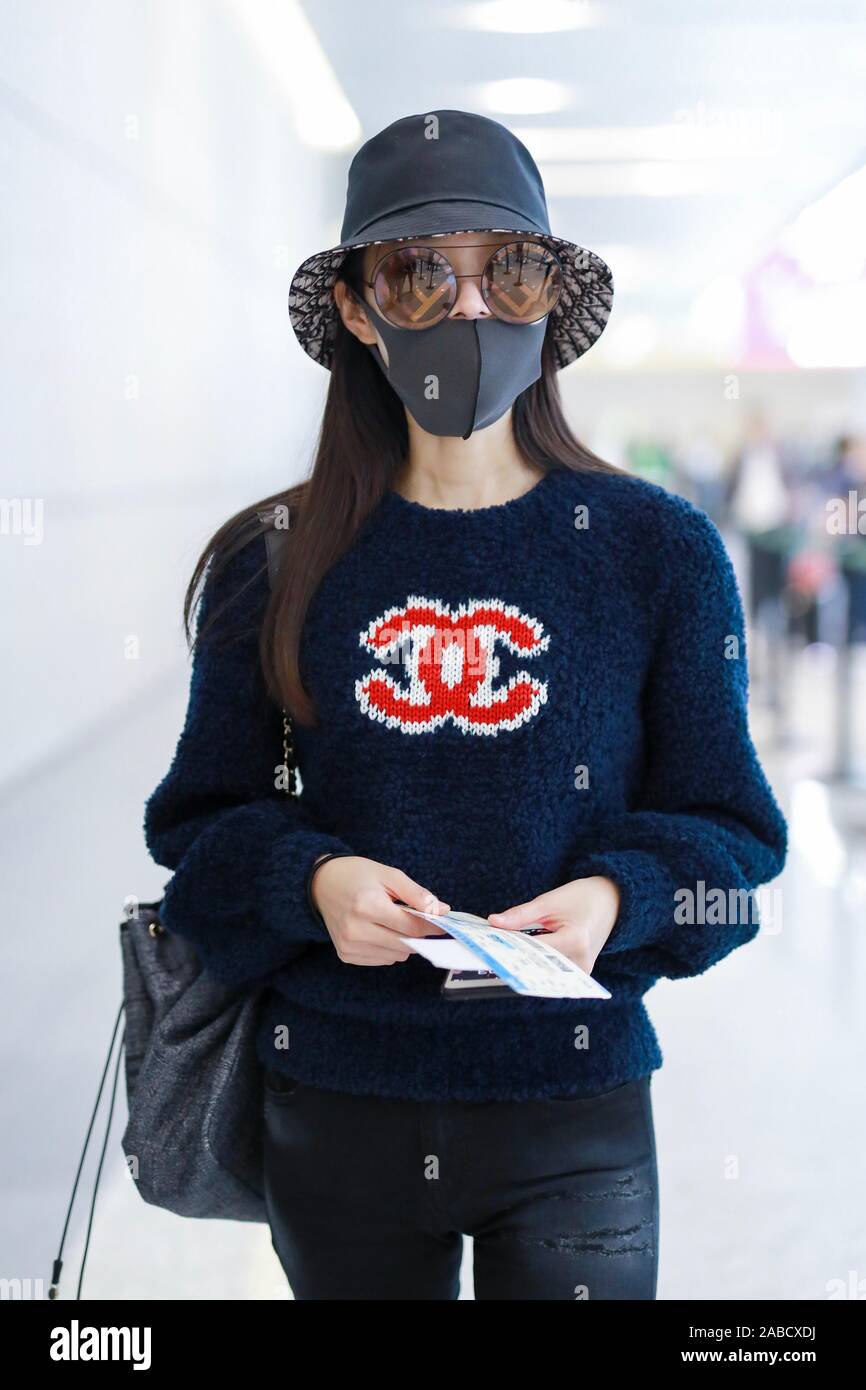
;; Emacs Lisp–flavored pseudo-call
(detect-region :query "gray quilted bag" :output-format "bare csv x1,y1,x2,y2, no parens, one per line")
119,901,269,1222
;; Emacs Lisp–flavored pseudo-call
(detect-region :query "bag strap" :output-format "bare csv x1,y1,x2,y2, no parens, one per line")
48,1002,125,1299
259,507,287,588
257,506,296,799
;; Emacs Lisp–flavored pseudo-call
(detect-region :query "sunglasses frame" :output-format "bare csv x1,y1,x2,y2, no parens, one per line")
361,239,564,329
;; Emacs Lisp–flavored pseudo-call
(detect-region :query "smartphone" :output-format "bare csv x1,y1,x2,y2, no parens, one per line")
440,966,513,999
439,926,552,1000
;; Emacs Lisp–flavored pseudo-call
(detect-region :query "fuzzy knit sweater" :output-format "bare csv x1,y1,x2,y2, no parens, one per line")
143,463,788,1102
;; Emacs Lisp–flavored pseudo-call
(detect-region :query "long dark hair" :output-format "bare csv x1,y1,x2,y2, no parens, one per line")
183,246,621,726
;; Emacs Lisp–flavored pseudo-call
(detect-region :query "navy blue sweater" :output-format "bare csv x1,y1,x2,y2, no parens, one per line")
143,464,787,1102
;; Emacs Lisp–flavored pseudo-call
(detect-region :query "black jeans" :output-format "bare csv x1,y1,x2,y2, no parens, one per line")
262,1069,659,1300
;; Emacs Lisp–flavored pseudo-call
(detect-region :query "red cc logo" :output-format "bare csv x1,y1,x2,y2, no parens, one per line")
355,594,550,736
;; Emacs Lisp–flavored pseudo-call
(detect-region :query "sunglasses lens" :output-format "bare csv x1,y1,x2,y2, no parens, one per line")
371,247,456,328
484,241,562,324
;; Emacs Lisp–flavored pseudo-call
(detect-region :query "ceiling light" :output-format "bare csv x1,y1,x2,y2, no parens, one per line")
228,0,360,151
540,161,726,197
512,123,784,162
785,283,866,369
686,276,746,359
781,163,866,283
478,78,570,115
463,0,600,32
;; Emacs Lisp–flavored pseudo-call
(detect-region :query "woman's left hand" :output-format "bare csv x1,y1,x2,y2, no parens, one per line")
487,876,621,975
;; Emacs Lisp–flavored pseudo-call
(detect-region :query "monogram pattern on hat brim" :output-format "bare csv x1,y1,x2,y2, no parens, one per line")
287,229,613,373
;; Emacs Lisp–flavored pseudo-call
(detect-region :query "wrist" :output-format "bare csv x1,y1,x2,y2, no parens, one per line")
306,850,353,922
586,874,621,941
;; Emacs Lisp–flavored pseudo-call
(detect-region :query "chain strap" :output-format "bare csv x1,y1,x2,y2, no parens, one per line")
262,508,298,800
281,707,298,798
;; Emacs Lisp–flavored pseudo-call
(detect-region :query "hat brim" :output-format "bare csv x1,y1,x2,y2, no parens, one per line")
288,201,613,372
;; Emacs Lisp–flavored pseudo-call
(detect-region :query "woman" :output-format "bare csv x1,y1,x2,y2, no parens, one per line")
144,111,787,1300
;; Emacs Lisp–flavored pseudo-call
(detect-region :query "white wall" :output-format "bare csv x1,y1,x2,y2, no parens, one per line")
0,0,340,788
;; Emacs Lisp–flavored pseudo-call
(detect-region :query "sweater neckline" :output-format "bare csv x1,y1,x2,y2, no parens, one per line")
378,464,565,524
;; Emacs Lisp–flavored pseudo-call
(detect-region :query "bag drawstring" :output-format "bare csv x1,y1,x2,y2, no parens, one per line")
49,1001,126,1299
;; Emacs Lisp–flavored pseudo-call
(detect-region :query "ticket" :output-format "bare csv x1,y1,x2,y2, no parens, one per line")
399,908,612,1000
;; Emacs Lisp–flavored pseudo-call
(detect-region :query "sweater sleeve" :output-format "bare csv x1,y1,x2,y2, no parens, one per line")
142,530,354,989
566,500,787,981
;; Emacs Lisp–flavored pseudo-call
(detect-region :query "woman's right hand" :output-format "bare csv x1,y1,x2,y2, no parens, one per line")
310,855,451,965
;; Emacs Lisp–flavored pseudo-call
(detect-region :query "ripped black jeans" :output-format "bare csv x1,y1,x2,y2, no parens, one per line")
262,1071,659,1300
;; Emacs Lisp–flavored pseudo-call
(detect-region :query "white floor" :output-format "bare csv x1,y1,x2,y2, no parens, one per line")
3,639,865,1301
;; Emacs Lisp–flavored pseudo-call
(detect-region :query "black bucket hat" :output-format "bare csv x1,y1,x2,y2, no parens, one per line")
288,109,614,372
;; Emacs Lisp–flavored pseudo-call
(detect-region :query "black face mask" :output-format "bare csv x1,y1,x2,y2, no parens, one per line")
363,303,547,440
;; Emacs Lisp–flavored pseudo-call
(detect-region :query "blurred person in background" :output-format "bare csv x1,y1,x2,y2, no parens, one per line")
825,435,866,644
625,434,675,490
726,409,796,706
822,434,866,778
727,408,792,623
676,432,727,525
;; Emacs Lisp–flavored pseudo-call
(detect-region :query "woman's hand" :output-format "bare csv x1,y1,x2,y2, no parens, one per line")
487,876,621,975
310,855,451,965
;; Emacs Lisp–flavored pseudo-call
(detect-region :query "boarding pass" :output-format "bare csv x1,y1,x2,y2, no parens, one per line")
399,908,612,1000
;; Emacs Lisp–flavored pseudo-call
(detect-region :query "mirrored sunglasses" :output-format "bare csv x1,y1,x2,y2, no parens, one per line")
362,239,563,330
